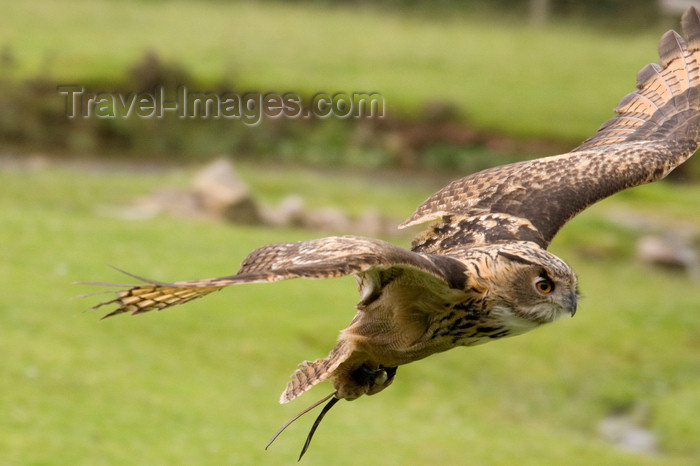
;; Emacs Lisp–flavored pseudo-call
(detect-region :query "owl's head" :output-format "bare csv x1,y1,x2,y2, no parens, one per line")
490,245,578,326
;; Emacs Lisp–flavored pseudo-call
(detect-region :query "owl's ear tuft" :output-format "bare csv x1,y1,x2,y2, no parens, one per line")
497,251,535,266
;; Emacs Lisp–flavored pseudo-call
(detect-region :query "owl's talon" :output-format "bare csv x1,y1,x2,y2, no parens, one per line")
349,365,398,397
359,365,386,384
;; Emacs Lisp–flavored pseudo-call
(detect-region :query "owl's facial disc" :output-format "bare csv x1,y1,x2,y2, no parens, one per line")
530,274,577,317
503,264,578,324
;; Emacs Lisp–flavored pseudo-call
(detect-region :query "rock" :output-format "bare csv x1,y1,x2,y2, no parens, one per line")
260,194,306,227
354,208,386,236
99,188,202,221
191,157,263,224
145,188,203,217
302,206,351,232
598,413,658,455
637,234,699,275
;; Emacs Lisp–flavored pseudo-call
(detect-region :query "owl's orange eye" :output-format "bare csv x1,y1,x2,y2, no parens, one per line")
535,278,554,294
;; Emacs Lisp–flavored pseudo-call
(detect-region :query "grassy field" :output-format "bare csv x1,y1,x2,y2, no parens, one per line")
0,0,674,142
1,1,699,463
1,160,699,464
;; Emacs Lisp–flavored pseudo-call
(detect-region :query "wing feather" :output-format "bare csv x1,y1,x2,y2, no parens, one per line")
404,8,700,250
87,236,468,318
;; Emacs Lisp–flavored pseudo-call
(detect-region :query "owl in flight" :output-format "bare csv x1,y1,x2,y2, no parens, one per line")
88,8,700,459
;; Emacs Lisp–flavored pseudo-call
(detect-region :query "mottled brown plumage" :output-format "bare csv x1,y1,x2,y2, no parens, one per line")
84,8,700,459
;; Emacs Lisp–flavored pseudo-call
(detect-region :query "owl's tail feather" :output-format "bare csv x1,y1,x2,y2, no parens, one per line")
575,6,700,150
280,342,350,404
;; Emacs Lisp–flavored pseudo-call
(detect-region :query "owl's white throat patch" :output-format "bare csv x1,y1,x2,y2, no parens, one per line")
492,305,543,336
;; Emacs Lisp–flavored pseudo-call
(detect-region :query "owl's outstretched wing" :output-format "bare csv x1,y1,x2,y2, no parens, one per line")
86,235,468,318
404,7,700,252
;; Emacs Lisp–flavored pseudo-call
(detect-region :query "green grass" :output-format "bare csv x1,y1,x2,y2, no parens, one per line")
0,0,672,142
1,161,699,464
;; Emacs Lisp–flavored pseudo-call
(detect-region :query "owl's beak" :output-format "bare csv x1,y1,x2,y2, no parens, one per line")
568,292,578,317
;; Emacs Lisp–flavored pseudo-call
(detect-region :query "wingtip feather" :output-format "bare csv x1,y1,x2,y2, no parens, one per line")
658,30,686,67
108,266,171,286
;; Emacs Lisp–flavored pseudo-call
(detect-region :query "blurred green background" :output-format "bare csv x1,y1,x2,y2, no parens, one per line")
1,0,699,464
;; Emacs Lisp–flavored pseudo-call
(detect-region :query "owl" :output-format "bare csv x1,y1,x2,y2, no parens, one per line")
86,8,700,459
